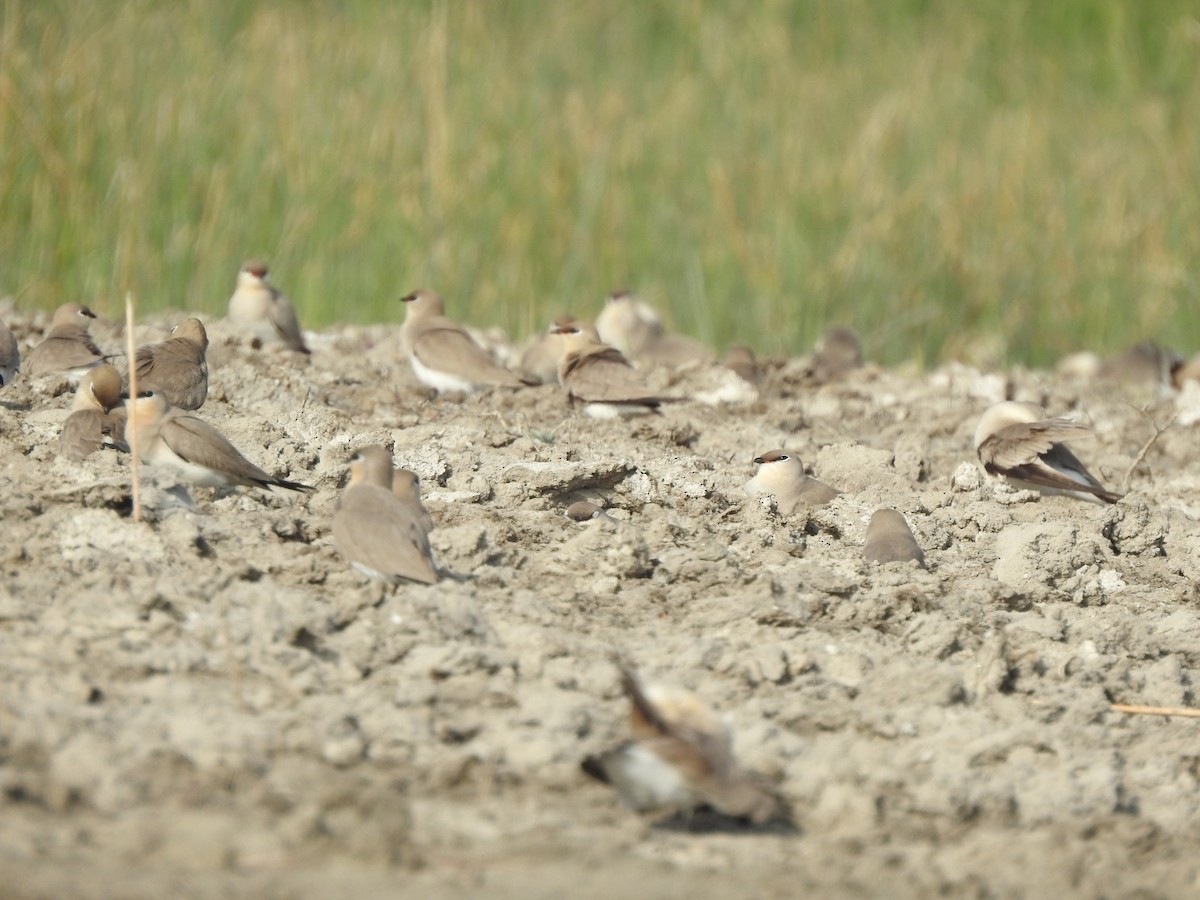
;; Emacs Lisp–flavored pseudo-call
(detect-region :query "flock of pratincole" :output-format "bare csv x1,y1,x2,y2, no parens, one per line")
0,260,1183,825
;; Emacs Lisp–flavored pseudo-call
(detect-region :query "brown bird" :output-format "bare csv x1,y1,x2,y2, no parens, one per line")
519,314,577,384
807,326,863,382
26,303,106,380
555,320,678,418
59,363,128,459
125,390,312,492
134,317,209,410
863,509,926,568
582,663,790,826
0,318,19,387
564,500,619,525
334,446,438,584
399,289,529,393
745,450,841,512
595,290,712,369
392,467,435,533
723,345,761,385
227,260,310,353
974,401,1122,504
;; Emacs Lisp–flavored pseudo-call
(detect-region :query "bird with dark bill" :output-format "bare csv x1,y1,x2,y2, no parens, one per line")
125,390,312,493
399,289,530,394
59,363,128,460
134,317,209,410
975,401,1122,504
227,260,311,353
334,446,438,585
555,320,679,419
745,450,841,512
582,663,790,826
26,303,106,381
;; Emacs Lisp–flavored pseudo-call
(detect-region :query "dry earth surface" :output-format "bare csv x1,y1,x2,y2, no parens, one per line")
3,305,1200,898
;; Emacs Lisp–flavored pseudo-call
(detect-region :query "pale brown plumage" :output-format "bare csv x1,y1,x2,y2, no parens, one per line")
227,260,310,353
0,319,19,387
582,663,790,826
974,401,1122,504
399,289,529,393
26,303,105,379
745,449,841,512
595,290,711,369
392,467,435,533
863,509,926,568
555,320,677,417
59,363,128,460
334,446,438,584
126,391,312,492
134,317,209,410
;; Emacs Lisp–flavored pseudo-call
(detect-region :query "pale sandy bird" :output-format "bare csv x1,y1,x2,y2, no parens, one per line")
125,390,312,492
807,326,863,382
595,290,711,369
582,663,790,826
399,289,530,393
974,401,1122,504
227,260,310,354
0,319,18,387
392,467,435,533
26,303,106,380
555,320,678,419
564,500,619,525
519,314,576,384
334,446,438,585
863,509,926,568
134,317,209,410
59,363,128,460
723,345,761,385
745,449,841,512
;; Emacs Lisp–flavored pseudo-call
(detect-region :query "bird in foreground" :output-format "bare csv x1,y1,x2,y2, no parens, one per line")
399,289,531,394
745,450,841,513
564,500,619,525
59,363,128,460
595,290,712,369
555,320,679,419
974,401,1122,504
0,319,19,387
334,446,438,585
134,317,209,410
124,390,313,492
582,663,790,826
392,467,435,533
26,303,106,381
227,260,311,354
863,509,925,568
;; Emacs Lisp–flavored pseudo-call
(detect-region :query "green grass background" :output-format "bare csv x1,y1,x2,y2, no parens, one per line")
3,0,1199,366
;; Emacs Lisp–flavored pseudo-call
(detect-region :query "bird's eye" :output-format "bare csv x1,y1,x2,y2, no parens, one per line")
139,390,155,398
777,454,789,461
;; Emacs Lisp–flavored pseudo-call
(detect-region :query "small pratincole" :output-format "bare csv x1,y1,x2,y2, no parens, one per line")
227,260,311,354
59,363,128,460
555,320,679,419
26,303,106,381
745,449,841,513
125,390,312,493
134,317,209,411
582,663,790,826
863,508,925,568
399,289,530,394
974,401,1122,504
334,446,439,585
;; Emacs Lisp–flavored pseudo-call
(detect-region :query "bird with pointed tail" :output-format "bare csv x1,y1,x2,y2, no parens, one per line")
227,260,310,354
134,317,209,410
398,289,531,394
26,303,106,381
974,401,1122,504
124,390,312,493
745,450,841,512
582,662,790,826
59,363,128,460
333,446,439,585
555,320,681,419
